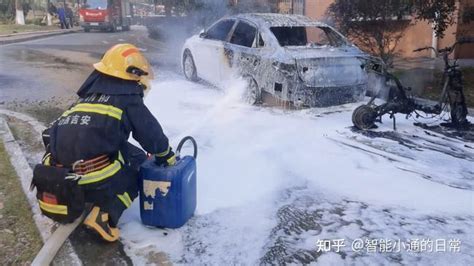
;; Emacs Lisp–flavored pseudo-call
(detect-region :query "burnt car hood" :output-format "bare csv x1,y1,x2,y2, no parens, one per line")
284,47,368,88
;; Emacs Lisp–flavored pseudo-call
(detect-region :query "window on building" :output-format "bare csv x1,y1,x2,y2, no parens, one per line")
277,0,305,15
206,20,236,41
230,21,257,48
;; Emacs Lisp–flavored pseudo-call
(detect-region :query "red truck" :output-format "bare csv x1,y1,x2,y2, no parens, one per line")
79,0,131,32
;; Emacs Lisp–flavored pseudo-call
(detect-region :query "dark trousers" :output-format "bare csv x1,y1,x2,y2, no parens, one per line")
84,143,147,226
59,18,69,29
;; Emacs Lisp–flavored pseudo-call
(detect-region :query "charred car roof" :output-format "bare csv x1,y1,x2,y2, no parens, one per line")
230,13,327,28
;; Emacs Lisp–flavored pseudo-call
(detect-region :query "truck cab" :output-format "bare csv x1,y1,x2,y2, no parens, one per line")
79,0,131,32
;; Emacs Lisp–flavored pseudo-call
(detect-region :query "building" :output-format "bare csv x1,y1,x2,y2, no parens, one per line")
276,0,474,59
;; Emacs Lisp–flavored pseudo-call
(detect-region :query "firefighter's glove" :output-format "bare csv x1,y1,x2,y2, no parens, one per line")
155,149,176,167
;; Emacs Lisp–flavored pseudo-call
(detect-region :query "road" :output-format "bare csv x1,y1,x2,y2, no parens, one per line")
0,26,176,121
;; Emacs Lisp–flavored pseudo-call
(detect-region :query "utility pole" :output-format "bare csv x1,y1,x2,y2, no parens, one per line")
15,0,25,25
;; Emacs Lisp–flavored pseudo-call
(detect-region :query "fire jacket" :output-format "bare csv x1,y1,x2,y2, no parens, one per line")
46,70,169,185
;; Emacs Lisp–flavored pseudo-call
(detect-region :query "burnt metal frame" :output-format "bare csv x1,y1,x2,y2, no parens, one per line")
353,39,472,130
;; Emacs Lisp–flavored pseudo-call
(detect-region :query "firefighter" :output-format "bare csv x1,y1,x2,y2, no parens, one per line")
42,43,175,242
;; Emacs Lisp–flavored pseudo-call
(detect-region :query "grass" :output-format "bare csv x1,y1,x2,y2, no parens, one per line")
0,24,58,35
24,105,65,125
420,67,474,108
0,140,43,264
394,67,474,108
8,117,45,153
461,67,474,108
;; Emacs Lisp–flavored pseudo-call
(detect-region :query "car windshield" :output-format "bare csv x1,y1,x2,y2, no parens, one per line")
84,0,108,9
270,26,346,47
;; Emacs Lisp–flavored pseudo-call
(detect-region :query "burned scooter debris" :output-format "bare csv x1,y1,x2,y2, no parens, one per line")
352,39,473,131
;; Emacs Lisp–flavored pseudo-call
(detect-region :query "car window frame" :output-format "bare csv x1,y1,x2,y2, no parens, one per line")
257,32,266,48
228,19,261,49
268,24,349,48
204,19,237,42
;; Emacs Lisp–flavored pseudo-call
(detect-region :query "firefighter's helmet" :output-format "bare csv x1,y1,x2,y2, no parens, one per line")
93,43,154,94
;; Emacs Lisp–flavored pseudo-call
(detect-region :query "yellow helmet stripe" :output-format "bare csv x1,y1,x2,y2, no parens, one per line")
63,103,123,121
38,200,68,215
78,160,122,185
122,48,139,57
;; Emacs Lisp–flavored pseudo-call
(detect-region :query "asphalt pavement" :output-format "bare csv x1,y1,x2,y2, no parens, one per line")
0,28,81,45
0,26,169,110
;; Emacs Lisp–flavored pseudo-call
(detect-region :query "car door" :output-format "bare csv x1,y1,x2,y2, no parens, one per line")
224,20,261,83
193,19,236,85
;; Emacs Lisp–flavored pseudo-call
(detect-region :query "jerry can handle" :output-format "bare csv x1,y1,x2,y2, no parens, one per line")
176,136,198,159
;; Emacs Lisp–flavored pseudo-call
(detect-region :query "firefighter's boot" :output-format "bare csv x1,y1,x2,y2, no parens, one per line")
83,206,120,242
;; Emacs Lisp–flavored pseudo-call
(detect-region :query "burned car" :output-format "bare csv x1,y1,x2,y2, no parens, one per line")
182,13,369,107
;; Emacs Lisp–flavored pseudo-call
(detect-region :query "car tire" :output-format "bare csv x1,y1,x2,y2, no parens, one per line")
244,76,261,105
84,27,90,32
123,25,130,31
183,50,198,82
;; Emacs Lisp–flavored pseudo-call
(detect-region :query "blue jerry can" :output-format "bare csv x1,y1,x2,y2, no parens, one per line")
138,137,197,228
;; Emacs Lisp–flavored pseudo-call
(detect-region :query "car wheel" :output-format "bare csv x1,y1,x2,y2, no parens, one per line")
244,77,261,105
84,27,90,32
123,25,130,31
183,50,198,82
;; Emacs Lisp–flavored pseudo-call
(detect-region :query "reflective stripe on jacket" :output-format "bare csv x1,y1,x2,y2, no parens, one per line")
47,71,170,185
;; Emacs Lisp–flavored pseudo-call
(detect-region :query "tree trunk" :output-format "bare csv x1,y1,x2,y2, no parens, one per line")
15,0,25,25
47,13,52,26
46,0,52,25
164,0,172,17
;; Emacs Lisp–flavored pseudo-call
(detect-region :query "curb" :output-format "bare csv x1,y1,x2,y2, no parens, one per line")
0,28,82,45
0,29,66,37
0,111,81,265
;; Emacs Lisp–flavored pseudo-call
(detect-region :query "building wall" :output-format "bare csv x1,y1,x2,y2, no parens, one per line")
302,0,472,59
456,0,474,58
396,20,434,58
278,0,305,14
304,0,332,20
438,17,459,58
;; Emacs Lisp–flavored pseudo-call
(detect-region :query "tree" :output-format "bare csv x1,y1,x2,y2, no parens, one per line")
164,0,172,16
413,0,457,38
0,0,16,22
329,0,457,66
329,0,411,66
228,0,278,13
15,0,25,25
461,5,474,23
